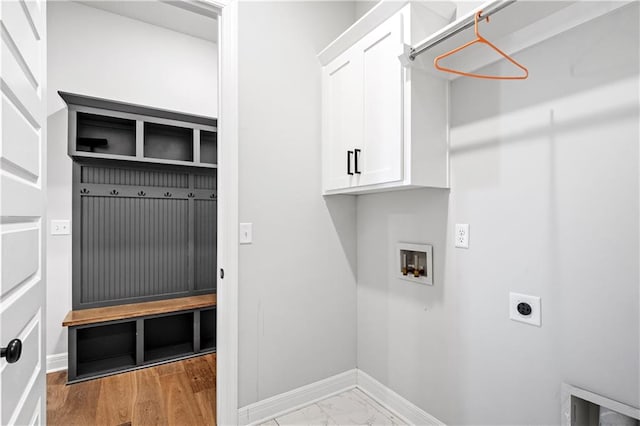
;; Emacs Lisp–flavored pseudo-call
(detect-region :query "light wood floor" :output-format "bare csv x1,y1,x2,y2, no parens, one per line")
47,353,216,426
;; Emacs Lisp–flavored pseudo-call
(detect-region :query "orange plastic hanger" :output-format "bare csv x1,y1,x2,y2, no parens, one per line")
434,11,529,80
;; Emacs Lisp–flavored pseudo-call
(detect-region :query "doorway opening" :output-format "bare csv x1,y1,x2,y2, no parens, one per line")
44,1,237,424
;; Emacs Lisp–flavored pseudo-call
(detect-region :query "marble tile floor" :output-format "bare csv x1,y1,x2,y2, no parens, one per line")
258,388,408,426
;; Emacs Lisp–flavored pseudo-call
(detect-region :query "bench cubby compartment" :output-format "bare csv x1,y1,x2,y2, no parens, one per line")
64,295,216,383
200,308,216,351
76,321,137,378
144,312,194,363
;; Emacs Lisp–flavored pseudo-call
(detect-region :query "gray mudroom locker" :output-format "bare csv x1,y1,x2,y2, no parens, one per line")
59,92,218,383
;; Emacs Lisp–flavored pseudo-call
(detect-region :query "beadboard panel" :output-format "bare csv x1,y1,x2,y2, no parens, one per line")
194,199,216,291
194,173,216,190
80,196,189,305
81,165,190,188
73,162,216,309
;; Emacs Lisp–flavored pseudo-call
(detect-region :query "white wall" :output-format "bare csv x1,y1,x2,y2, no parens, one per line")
452,0,483,18
354,1,378,19
357,3,639,424
46,1,217,358
354,1,480,21
237,1,358,407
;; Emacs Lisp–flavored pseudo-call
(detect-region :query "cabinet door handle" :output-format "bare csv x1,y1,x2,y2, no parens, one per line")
347,150,354,175
354,149,361,174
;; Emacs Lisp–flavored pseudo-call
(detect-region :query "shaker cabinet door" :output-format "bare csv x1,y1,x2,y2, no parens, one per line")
322,50,362,191
357,13,404,187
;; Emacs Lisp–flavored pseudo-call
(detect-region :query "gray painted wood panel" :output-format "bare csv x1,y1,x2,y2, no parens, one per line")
81,165,189,188
80,196,189,305
195,200,217,291
194,173,216,190
74,163,216,308
59,91,217,128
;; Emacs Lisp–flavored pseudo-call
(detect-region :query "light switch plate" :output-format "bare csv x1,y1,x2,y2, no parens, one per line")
455,224,469,248
51,220,71,235
239,223,252,244
509,292,541,327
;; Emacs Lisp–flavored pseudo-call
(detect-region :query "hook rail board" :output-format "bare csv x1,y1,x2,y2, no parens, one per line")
405,0,633,79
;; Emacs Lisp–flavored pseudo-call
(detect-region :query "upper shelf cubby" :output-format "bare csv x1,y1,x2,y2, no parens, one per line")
77,112,136,157
200,130,217,165
59,91,217,169
144,122,194,162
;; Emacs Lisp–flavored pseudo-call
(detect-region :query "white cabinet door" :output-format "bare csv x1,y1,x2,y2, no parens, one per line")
356,13,404,187
322,50,361,191
0,0,47,425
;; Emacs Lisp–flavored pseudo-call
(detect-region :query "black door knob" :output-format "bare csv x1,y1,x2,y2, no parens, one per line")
1,339,22,364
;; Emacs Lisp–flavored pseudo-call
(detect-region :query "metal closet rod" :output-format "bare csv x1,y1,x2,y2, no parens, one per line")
408,0,517,61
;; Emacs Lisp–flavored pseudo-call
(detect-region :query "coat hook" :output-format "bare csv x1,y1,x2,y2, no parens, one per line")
138,191,146,197
80,188,90,195
110,189,119,196
164,192,172,197
188,192,195,198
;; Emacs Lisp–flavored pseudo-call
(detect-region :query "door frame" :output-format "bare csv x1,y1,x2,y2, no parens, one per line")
174,1,239,424
212,1,239,424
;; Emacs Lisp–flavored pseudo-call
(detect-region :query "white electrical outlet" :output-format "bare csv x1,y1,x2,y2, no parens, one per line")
509,292,541,327
455,224,469,248
51,220,71,235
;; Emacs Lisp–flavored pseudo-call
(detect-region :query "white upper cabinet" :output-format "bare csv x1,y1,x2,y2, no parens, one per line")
319,2,453,195
323,49,361,191
359,13,404,187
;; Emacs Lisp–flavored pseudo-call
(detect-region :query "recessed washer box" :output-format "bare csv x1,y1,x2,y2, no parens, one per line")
397,242,433,286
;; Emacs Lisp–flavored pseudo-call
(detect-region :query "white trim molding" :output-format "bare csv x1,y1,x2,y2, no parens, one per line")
214,0,240,425
238,370,357,426
170,1,238,424
357,370,445,426
237,369,444,426
46,353,68,373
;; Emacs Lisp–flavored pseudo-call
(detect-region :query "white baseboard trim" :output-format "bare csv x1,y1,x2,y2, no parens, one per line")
237,368,444,426
238,369,357,425
46,353,68,373
356,370,445,426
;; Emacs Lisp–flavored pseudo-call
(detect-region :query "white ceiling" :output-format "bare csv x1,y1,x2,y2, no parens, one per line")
78,1,218,43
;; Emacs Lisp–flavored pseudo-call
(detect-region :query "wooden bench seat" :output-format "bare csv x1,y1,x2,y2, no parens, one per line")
63,294,216,383
62,294,216,327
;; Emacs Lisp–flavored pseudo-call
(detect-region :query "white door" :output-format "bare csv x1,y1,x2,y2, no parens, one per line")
322,49,361,192
0,0,47,425
357,12,404,187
